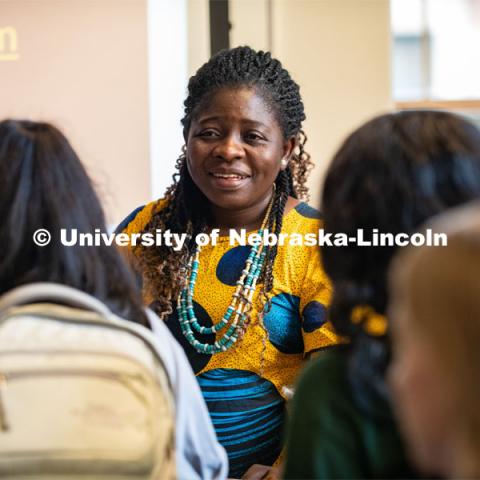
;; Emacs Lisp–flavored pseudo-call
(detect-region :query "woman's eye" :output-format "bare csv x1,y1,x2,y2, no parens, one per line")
245,132,265,142
197,130,219,138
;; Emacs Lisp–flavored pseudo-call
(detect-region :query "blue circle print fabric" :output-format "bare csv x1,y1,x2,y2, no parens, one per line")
263,293,304,354
295,203,321,219
216,246,251,286
302,301,327,333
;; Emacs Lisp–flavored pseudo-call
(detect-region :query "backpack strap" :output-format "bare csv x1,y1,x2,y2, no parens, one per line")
0,283,112,316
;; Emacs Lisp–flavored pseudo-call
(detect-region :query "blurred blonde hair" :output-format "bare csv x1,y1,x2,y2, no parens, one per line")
390,202,480,478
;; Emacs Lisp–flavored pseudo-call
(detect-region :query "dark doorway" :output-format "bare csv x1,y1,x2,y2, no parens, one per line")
209,0,230,55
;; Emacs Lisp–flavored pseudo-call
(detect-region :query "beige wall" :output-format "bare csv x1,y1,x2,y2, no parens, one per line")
188,0,210,76
0,0,150,225
230,0,270,52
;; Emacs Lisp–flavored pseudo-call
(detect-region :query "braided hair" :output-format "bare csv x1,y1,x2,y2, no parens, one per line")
139,46,313,333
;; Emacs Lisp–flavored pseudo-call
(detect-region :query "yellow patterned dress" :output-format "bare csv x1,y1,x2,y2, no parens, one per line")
119,200,339,477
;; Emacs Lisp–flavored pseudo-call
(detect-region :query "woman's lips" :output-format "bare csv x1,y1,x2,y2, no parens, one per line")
208,172,251,190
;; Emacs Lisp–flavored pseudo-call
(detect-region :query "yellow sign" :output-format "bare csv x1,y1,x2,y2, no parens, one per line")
0,27,19,61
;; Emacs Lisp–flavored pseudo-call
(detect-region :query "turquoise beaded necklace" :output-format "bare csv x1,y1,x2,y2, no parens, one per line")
177,195,274,354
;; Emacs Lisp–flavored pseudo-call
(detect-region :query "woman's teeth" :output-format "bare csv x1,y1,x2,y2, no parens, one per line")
212,173,246,179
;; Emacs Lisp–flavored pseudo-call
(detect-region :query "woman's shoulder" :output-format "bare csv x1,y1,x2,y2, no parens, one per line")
116,198,169,235
283,200,323,232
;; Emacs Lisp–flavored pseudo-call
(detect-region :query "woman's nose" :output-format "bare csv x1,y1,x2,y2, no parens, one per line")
213,135,245,161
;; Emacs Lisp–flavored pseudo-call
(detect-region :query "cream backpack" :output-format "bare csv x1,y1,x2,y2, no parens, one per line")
0,283,175,480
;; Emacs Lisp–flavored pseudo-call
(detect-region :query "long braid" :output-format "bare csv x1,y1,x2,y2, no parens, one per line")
253,169,290,371
261,169,291,303
138,46,312,338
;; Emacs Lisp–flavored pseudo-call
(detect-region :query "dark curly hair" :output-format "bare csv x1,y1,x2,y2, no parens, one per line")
321,110,480,405
138,46,313,330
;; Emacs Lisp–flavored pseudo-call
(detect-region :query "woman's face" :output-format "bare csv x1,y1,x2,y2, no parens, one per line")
388,299,455,476
185,87,294,214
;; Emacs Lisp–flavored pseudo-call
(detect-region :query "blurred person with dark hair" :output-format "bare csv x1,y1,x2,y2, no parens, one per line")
283,110,480,479
0,120,147,320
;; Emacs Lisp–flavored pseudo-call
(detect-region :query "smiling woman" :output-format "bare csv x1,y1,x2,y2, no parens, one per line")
117,46,339,478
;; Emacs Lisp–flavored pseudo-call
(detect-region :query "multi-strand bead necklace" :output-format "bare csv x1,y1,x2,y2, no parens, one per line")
177,197,274,354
